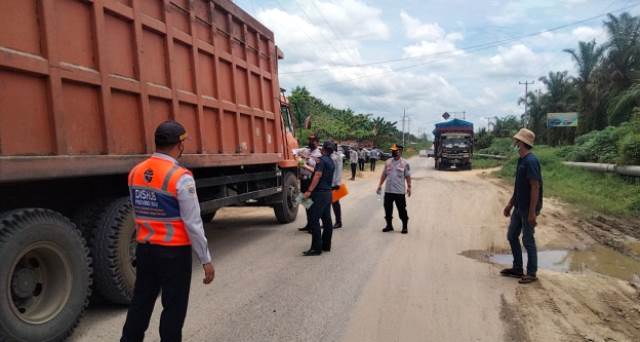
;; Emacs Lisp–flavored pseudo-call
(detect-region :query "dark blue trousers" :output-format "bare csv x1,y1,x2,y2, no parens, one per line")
507,211,537,275
309,191,333,251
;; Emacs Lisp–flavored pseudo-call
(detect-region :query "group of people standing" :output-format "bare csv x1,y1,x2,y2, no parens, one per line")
349,147,381,180
298,136,414,255
118,121,544,340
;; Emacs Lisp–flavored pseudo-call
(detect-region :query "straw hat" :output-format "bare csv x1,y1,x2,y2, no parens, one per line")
513,128,535,147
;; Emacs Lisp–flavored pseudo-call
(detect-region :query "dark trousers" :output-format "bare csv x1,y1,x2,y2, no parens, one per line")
358,159,365,171
121,244,192,342
332,200,342,225
350,163,357,179
309,191,333,251
507,211,537,275
383,193,408,227
301,178,311,228
370,158,377,171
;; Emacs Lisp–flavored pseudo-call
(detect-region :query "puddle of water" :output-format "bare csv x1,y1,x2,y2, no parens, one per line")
489,246,640,281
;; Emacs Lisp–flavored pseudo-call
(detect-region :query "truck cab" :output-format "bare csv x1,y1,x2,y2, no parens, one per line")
433,119,474,170
437,133,473,169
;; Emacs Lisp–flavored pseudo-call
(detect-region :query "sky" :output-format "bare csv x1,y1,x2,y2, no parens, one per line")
233,0,640,136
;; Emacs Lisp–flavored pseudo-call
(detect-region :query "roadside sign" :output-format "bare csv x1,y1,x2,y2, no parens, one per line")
442,112,450,120
547,112,578,128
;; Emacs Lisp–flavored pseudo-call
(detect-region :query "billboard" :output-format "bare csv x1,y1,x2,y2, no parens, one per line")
547,112,578,128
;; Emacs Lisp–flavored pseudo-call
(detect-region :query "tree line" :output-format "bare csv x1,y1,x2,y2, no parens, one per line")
287,86,427,148
520,12,640,146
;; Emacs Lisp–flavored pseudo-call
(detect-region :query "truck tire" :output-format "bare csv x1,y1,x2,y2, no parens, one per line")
201,210,217,223
274,171,300,224
72,198,117,303
90,197,136,305
0,209,91,342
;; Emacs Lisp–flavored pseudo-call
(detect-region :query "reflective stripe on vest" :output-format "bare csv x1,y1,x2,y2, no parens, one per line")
128,156,192,246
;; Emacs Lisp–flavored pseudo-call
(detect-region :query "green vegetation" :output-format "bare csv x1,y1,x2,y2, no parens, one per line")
472,157,505,169
496,147,640,217
288,87,429,148
518,12,640,146
555,117,640,164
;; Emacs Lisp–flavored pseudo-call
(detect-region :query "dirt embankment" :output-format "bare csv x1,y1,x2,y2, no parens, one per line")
476,171,640,342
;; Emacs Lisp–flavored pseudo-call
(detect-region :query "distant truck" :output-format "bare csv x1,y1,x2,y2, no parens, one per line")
433,119,474,170
0,1,299,340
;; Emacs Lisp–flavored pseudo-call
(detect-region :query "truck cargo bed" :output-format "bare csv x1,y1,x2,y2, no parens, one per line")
0,0,289,182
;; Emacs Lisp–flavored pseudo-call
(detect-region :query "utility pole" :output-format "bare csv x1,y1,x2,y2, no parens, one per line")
519,80,534,125
402,108,406,146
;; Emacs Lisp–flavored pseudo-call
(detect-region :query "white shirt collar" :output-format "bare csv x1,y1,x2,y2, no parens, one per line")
152,152,179,165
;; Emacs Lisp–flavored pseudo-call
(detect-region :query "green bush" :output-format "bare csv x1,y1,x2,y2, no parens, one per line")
619,133,640,165
478,137,514,156
584,127,620,163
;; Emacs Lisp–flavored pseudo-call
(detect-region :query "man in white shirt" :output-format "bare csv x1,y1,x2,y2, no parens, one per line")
330,142,344,228
349,147,358,180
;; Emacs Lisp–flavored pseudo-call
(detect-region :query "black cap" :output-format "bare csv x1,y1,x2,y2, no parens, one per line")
155,121,187,147
322,140,334,153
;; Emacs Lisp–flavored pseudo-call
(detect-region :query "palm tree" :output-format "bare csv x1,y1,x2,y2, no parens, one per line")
608,75,640,124
538,71,577,112
603,12,640,91
537,71,578,145
564,40,606,133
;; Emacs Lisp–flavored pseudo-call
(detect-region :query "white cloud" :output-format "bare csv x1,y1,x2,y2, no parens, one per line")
300,0,390,41
257,8,363,65
403,40,463,58
571,26,607,42
400,11,445,41
399,11,464,59
485,44,539,76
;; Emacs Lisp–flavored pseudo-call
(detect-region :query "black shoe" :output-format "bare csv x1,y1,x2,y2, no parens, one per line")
303,249,322,256
333,223,343,229
322,247,331,252
298,227,310,232
382,226,394,232
401,228,408,234
500,268,524,278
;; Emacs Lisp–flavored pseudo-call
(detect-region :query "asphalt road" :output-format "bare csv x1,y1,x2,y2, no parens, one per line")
71,157,513,342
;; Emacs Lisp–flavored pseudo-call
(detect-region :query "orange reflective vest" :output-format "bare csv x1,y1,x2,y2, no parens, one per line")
128,156,192,246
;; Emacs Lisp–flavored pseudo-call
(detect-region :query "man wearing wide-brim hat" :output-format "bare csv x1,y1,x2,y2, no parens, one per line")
500,128,543,284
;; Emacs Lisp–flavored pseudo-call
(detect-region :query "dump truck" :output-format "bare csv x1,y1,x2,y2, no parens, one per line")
0,1,299,340
433,119,474,170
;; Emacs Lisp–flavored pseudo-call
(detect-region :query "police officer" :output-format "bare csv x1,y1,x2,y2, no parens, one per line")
298,135,321,232
303,141,336,255
121,121,215,342
376,144,411,234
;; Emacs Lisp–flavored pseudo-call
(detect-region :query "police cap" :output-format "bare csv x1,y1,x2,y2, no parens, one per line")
155,120,187,147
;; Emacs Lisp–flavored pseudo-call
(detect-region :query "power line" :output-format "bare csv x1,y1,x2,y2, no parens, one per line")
280,1,640,77
306,0,361,64
310,1,640,88
289,0,359,67
519,80,535,125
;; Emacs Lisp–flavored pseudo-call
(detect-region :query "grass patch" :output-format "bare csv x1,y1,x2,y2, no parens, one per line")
472,157,506,169
495,147,640,217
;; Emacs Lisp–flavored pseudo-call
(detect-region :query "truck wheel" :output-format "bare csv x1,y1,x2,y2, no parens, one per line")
274,172,300,224
201,210,217,223
90,197,136,305
0,209,91,342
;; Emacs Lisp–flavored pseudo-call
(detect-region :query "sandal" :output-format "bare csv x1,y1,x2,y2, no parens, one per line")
518,275,538,284
500,268,524,278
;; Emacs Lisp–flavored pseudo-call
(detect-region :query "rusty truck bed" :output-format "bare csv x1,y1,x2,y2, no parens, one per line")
0,0,287,183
